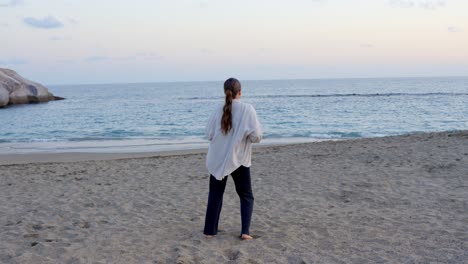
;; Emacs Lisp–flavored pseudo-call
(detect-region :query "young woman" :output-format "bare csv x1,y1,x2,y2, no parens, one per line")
204,78,262,240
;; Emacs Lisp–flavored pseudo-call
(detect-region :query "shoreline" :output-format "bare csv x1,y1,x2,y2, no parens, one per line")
0,130,464,165
0,137,333,165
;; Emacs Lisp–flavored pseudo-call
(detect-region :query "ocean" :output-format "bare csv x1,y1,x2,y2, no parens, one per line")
1,77,467,153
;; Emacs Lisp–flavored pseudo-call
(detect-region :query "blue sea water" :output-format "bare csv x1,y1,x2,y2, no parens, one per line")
1,77,467,153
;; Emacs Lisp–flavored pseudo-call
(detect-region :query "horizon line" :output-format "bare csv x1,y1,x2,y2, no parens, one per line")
46,75,468,87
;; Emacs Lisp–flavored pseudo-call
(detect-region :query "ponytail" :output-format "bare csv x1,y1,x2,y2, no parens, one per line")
221,78,241,134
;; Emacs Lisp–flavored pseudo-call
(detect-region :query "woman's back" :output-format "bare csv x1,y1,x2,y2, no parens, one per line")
206,99,262,180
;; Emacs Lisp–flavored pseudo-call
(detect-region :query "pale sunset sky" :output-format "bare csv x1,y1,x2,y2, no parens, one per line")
1,0,467,84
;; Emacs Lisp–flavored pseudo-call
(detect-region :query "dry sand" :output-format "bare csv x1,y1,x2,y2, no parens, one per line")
0,131,467,263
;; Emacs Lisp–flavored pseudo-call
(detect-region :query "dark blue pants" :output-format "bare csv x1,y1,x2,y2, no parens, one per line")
203,166,254,236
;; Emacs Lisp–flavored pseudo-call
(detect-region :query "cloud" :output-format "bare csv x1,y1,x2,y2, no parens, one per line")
84,55,140,62
448,26,462,33
68,18,78,25
198,2,208,8
0,57,28,65
49,36,71,41
389,0,446,10
84,56,110,62
200,49,213,54
23,16,63,29
0,0,23,7
84,53,163,63
134,52,163,60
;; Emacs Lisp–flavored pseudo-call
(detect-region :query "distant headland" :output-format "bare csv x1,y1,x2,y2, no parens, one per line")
0,68,64,108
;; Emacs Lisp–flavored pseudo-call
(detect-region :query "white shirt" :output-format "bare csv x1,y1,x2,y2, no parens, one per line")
206,99,262,180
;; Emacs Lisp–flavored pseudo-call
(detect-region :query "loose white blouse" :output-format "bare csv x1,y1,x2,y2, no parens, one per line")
206,99,262,180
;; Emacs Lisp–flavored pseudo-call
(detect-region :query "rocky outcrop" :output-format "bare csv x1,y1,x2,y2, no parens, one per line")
0,68,63,108
0,85,8,106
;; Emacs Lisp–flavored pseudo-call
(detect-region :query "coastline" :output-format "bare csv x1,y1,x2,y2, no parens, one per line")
0,137,331,165
0,130,463,165
1,130,467,263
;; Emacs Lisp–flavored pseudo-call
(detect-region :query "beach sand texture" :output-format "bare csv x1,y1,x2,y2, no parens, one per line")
0,131,467,263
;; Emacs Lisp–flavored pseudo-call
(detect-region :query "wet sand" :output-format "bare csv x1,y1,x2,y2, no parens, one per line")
0,131,467,263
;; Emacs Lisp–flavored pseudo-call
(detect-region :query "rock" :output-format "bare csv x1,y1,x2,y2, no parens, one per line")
0,86,8,107
0,68,64,107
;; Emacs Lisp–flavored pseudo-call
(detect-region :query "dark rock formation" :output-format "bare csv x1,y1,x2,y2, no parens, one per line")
0,68,64,107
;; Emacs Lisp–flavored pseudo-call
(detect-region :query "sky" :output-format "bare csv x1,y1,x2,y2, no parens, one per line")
0,0,467,84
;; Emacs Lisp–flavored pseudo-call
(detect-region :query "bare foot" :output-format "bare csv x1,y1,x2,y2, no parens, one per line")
205,235,214,239
240,234,253,240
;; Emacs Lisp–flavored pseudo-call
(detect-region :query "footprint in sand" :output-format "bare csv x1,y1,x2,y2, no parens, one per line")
224,249,243,260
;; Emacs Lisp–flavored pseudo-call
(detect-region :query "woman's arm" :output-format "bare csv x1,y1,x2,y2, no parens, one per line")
246,105,262,143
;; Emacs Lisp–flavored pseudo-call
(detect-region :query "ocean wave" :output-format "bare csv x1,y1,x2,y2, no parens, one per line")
327,131,363,138
263,131,364,139
68,137,131,142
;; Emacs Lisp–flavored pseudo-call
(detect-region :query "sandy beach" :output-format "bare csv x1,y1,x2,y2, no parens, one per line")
0,131,467,263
